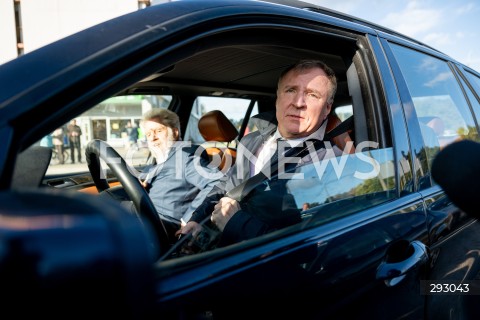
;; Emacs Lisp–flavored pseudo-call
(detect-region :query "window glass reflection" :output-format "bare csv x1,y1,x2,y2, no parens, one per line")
390,44,478,164
247,147,396,229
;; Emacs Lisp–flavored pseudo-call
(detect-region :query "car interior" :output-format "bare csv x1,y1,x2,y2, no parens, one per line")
197,109,240,172
21,25,391,260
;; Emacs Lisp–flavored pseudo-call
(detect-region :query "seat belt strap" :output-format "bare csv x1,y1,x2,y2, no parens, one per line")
226,115,353,202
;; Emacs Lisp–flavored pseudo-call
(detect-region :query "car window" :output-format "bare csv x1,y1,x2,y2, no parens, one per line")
389,44,479,180
464,70,480,95
270,146,396,227
164,146,396,260
184,96,259,144
462,70,480,123
334,105,353,121
37,94,172,175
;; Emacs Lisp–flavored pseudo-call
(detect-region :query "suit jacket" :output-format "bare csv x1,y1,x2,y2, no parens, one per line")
190,112,343,246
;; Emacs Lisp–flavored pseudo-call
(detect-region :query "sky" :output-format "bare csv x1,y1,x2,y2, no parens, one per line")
306,0,480,72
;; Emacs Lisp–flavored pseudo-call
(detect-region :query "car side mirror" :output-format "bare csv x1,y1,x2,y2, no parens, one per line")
0,190,156,318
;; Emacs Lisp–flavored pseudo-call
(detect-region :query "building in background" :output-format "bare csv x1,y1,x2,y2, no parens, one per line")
0,0,153,65
1,1,168,149
79,94,172,148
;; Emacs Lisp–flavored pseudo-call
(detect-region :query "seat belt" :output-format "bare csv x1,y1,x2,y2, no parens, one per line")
226,115,353,202
324,115,353,142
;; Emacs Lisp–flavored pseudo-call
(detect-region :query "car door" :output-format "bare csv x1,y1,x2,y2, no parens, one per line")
153,18,478,320
152,26,430,320
379,35,480,319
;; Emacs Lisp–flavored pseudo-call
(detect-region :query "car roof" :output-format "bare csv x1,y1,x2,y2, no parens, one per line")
0,0,460,152
0,0,445,108
0,1,362,114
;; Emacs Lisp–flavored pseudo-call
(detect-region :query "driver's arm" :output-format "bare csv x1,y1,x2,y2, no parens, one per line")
216,186,302,247
216,208,271,247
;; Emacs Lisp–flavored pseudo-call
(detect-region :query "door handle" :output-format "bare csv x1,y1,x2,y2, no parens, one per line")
376,240,429,287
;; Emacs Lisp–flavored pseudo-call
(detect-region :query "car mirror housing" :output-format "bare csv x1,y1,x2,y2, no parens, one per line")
0,190,156,319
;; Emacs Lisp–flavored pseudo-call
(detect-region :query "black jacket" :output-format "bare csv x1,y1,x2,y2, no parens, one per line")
190,111,341,246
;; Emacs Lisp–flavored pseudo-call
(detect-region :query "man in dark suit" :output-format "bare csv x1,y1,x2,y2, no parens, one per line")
179,59,343,246
67,119,82,163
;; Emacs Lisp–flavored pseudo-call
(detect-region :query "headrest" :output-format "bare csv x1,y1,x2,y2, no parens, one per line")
326,113,342,133
198,110,238,142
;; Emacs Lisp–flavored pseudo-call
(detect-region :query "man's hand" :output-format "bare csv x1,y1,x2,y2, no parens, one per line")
210,196,241,231
176,221,203,238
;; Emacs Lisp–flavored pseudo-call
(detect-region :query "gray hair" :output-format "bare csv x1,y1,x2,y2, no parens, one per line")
278,59,337,105
142,108,181,136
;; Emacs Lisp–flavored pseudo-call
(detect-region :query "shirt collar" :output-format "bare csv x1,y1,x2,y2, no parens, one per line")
274,119,328,147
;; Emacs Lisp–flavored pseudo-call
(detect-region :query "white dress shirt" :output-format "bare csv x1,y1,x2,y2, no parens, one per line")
253,120,328,176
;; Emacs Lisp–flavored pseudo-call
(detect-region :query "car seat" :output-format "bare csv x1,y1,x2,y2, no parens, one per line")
326,113,355,154
198,110,239,171
12,146,52,189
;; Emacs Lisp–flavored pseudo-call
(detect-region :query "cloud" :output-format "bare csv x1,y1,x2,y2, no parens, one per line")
465,50,480,70
379,1,442,38
455,2,476,15
424,72,453,88
423,32,451,47
313,0,445,40
308,0,480,72
455,31,466,39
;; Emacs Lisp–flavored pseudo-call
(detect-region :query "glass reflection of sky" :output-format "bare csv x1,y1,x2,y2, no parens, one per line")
283,148,395,209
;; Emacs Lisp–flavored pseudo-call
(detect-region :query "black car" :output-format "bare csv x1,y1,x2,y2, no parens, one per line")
1,0,480,319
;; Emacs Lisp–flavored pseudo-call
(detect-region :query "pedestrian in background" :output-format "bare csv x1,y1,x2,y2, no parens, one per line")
67,119,82,163
52,127,65,164
125,121,139,150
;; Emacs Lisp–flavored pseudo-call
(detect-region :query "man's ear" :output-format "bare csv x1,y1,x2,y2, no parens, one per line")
172,128,180,140
324,103,332,119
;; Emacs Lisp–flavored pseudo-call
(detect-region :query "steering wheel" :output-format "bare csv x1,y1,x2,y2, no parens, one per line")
85,139,170,257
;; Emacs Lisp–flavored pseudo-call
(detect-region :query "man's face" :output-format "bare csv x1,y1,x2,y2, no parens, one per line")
144,119,179,161
276,68,332,139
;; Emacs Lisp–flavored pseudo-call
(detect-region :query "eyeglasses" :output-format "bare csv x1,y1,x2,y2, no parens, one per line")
145,128,166,138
